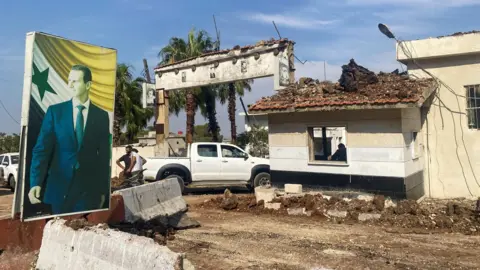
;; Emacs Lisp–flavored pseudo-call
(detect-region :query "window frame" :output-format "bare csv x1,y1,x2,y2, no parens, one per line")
306,124,349,166
411,132,420,160
220,145,247,159
196,144,219,158
465,84,480,130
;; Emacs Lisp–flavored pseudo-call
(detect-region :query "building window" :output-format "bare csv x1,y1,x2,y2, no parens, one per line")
411,132,420,159
466,85,480,129
307,126,347,163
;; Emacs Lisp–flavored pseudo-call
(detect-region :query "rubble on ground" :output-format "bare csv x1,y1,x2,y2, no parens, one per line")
197,190,480,235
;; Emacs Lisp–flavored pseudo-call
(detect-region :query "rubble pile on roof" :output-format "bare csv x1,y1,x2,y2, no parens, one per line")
156,38,292,69
249,59,436,112
437,30,480,38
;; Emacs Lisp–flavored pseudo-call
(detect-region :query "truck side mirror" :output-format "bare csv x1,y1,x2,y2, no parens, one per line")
2,161,8,166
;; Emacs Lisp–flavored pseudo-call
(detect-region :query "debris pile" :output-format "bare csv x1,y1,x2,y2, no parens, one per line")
198,191,480,235
249,59,436,112
339,59,378,92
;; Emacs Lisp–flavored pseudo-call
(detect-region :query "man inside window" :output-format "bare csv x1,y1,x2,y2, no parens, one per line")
328,143,347,162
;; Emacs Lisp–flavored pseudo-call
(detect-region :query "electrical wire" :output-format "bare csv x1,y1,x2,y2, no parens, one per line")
396,36,480,191
0,99,20,124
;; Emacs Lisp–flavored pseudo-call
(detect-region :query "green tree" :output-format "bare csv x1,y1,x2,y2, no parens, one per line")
0,133,20,153
218,80,253,144
236,125,268,157
159,28,220,144
113,63,154,146
193,124,223,143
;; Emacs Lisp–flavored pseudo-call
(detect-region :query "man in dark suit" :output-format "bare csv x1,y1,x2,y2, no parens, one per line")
28,64,111,215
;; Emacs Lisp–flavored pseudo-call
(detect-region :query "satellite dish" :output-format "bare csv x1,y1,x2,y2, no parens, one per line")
378,23,396,39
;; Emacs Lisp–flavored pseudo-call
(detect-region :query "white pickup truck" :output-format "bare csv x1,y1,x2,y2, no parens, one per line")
0,152,19,192
143,142,270,191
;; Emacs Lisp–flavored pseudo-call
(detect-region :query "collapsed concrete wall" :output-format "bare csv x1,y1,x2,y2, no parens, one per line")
36,219,188,270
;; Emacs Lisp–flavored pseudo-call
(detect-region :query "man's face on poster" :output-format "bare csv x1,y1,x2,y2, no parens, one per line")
147,89,154,99
68,70,91,98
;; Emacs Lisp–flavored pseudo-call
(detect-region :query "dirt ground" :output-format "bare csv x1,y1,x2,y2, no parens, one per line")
0,188,14,219
166,194,480,270
1,191,480,269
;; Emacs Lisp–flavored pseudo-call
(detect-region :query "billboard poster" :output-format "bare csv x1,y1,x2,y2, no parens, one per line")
142,82,155,109
18,32,117,221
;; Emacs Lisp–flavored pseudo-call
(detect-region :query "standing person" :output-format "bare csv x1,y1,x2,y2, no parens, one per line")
131,148,147,179
116,145,134,178
28,64,110,214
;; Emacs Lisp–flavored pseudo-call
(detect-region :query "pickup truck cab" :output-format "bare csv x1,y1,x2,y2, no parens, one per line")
0,153,19,192
143,143,270,191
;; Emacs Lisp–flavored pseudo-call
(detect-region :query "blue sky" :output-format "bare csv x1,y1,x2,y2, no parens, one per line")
1,0,479,136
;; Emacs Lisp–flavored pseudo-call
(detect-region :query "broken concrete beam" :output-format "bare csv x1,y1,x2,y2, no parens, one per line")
285,184,302,194
255,186,277,203
36,219,186,270
326,210,347,218
113,178,187,223
358,213,382,221
265,202,281,210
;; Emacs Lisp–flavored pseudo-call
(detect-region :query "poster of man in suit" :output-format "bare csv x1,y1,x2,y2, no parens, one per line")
18,32,117,220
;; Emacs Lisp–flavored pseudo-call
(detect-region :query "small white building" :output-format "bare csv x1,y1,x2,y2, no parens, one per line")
249,75,437,199
239,111,269,132
397,31,480,198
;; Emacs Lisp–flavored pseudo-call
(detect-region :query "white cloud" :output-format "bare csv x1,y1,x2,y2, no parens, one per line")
241,13,338,29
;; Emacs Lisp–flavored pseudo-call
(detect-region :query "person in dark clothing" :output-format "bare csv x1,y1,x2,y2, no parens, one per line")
328,143,347,161
116,145,133,178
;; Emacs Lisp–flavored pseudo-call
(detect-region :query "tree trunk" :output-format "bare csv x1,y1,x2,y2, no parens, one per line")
112,114,121,146
186,89,196,144
228,83,237,144
204,88,220,142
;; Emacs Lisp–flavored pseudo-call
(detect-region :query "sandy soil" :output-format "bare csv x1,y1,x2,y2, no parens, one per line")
0,188,14,219
1,191,480,269
166,194,480,270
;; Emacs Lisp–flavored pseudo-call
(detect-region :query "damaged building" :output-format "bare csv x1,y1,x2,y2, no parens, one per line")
249,60,437,199
250,30,480,199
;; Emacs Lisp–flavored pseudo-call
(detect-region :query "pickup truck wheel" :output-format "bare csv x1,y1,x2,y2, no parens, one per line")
165,174,185,193
253,172,271,188
8,175,15,192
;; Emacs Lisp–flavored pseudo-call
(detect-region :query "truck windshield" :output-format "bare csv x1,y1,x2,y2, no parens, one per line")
11,155,19,164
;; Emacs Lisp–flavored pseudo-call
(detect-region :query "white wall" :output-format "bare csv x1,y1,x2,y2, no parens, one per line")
244,114,269,132
267,109,422,179
405,54,480,198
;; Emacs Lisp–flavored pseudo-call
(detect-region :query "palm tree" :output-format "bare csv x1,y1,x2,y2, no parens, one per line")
114,63,154,145
219,80,253,144
159,28,217,144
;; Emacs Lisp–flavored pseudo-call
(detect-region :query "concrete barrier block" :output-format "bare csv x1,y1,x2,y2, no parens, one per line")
285,184,302,194
255,187,277,203
114,178,187,223
36,219,185,270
